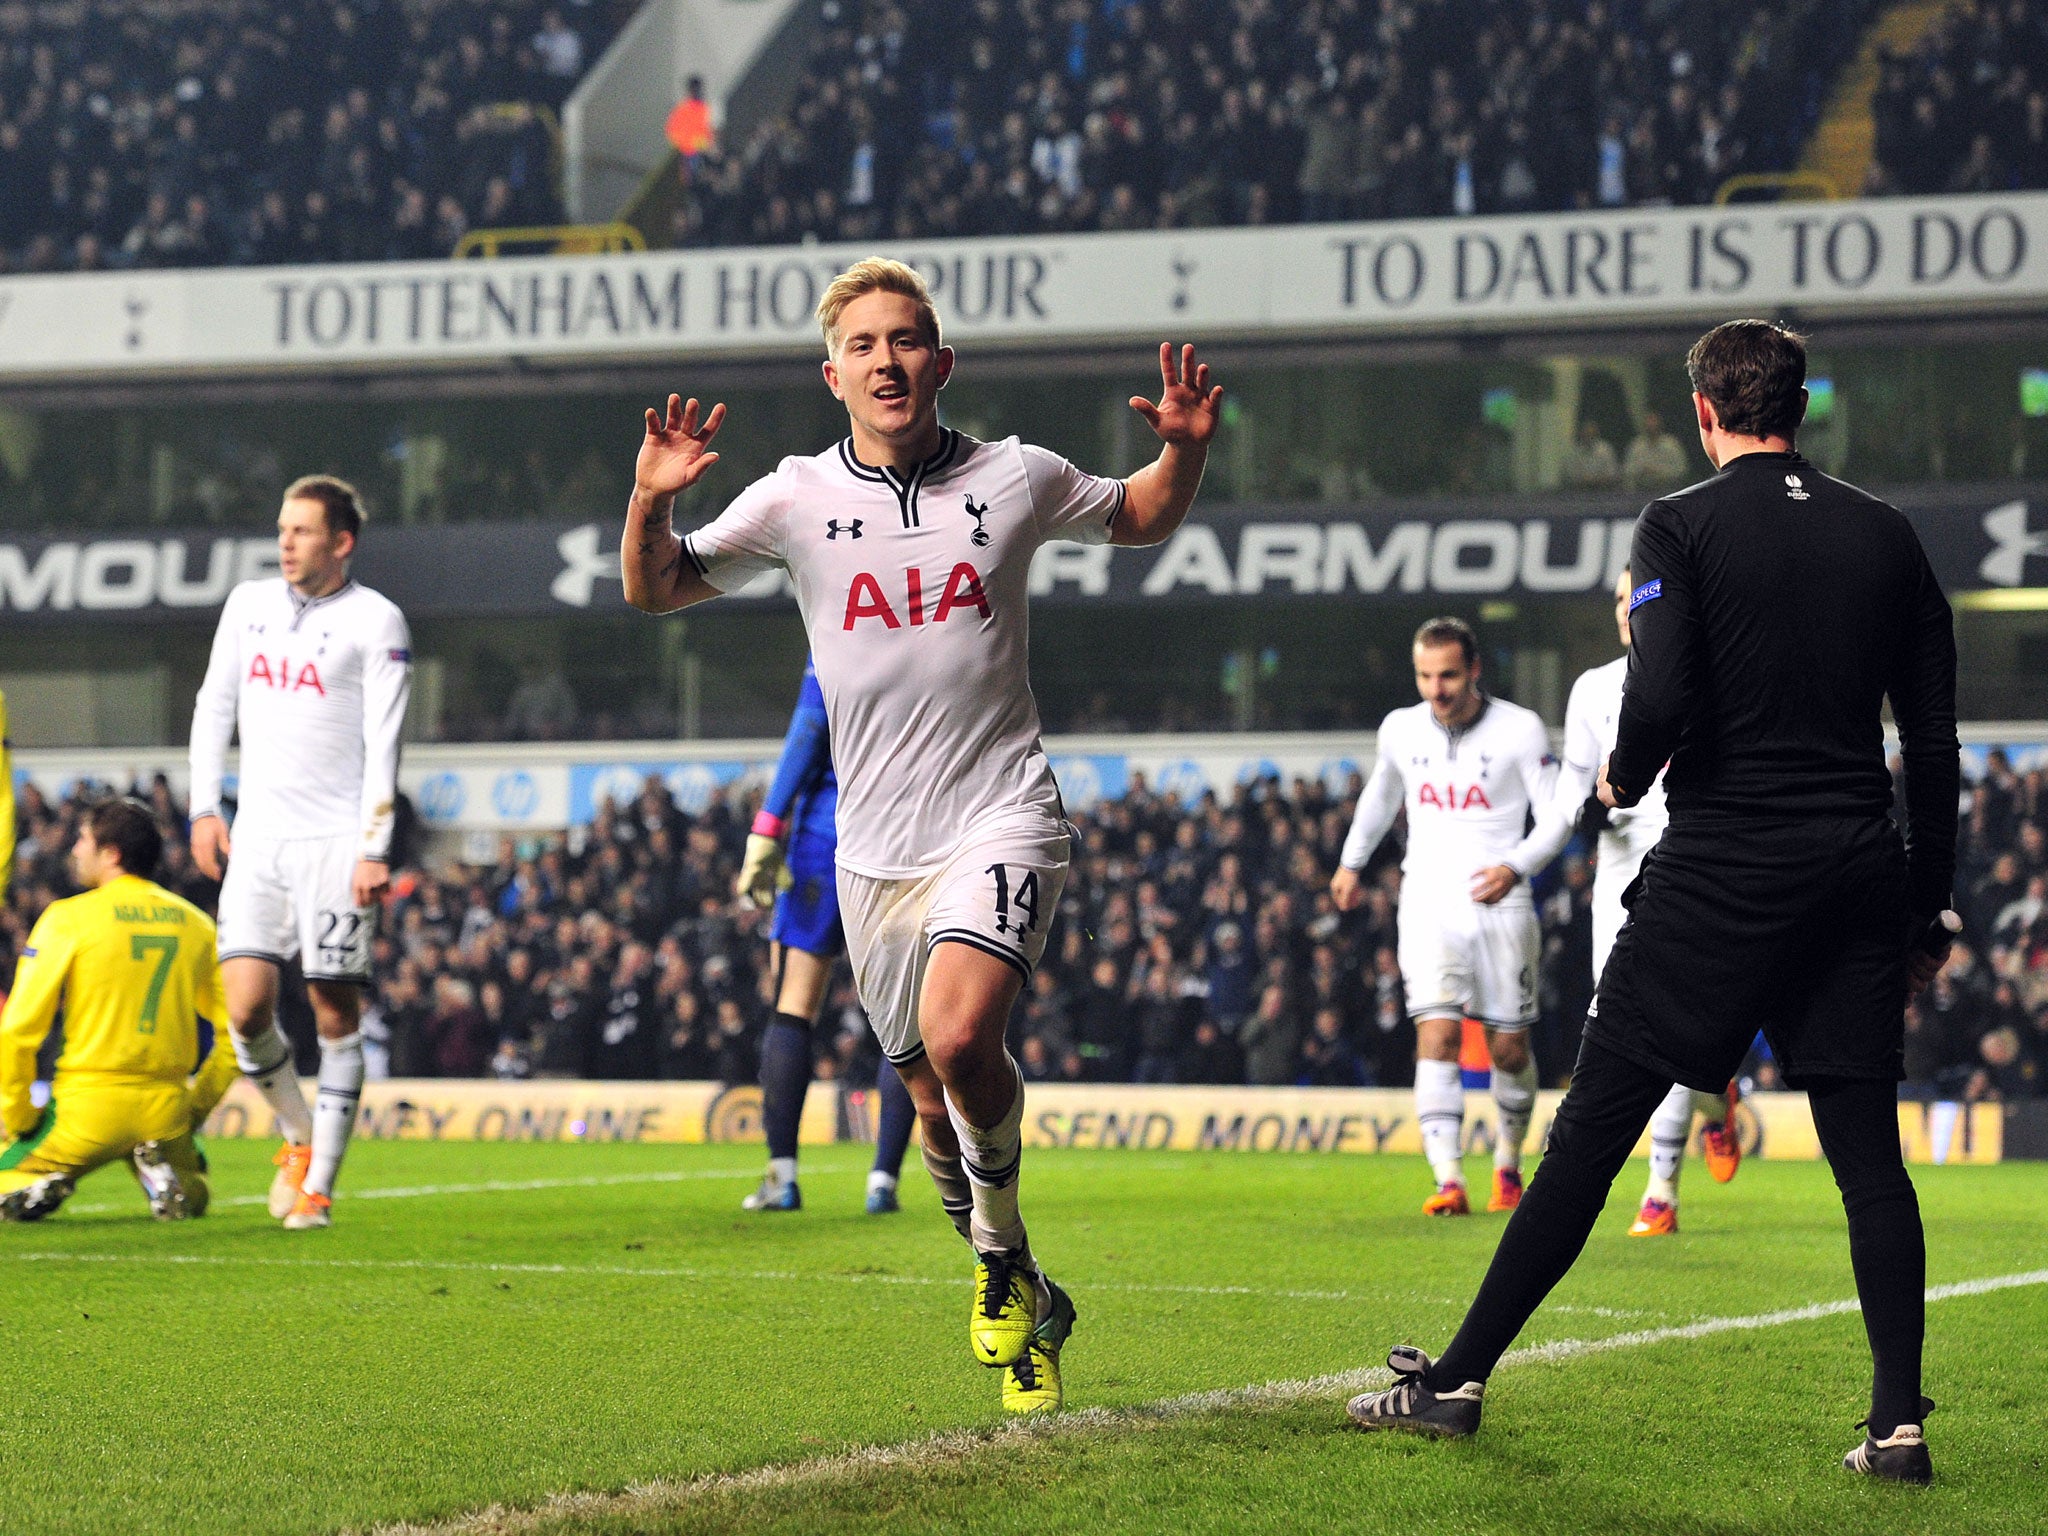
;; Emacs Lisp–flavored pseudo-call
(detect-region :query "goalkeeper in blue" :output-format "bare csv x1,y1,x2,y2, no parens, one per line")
738,655,916,1214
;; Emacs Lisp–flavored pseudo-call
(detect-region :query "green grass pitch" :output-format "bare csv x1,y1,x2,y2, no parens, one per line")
4,1139,2044,1536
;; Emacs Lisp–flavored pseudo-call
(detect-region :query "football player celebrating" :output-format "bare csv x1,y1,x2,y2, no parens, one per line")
737,653,918,1215
620,257,1220,1413
1560,566,1742,1235
1331,618,1573,1216
190,475,411,1230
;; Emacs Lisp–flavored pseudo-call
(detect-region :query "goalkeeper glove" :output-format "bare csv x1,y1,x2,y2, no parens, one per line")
737,831,792,909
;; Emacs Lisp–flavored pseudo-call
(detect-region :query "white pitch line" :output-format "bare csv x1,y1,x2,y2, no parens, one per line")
370,1265,2048,1536
61,1164,846,1216
0,1248,1454,1307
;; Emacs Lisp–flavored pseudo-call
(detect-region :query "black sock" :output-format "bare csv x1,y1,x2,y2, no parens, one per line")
873,1062,916,1179
1428,1041,1669,1390
1809,1076,1924,1438
759,1013,814,1164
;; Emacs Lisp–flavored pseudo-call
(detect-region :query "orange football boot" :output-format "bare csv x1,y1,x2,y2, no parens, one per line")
1628,1198,1677,1236
283,1189,333,1230
1423,1182,1471,1216
1701,1082,1742,1183
268,1142,312,1220
1487,1168,1524,1212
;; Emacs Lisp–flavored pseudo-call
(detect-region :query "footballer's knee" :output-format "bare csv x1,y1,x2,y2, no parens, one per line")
1489,1030,1532,1074
307,980,364,1038
1414,1014,1462,1061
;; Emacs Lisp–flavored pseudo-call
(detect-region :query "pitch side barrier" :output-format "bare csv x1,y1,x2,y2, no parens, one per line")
198,1078,2012,1165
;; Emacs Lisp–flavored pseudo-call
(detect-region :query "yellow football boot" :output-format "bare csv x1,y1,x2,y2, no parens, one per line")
1002,1278,1076,1414
971,1251,1038,1367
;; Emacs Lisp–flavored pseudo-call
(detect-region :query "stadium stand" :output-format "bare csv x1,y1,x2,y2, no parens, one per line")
1870,0,2048,196
663,0,1876,249
0,0,637,273
0,0,1909,271
6,756,2043,1099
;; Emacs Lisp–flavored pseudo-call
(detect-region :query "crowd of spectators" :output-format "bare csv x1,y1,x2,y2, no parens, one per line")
1870,0,2048,198
668,0,1868,249
5,747,2045,1102
0,0,635,274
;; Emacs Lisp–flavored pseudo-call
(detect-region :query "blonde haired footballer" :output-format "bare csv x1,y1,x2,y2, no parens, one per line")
1,799,237,1221
621,256,1222,1412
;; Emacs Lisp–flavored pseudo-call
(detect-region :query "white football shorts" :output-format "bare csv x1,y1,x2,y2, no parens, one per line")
216,831,375,983
839,816,1071,1067
1591,821,1662,976
1396,890,1539,1030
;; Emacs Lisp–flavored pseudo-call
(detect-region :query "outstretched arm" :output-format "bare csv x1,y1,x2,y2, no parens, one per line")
1112,343,1223,548
624,394,729,614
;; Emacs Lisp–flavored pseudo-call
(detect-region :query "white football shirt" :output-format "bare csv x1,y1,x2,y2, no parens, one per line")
1559,654,1670,876
682,429,1122,877
190,579,412,859
1340,695,1571,907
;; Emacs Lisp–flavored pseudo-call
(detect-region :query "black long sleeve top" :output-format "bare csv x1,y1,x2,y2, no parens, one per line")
1608,450,1959,917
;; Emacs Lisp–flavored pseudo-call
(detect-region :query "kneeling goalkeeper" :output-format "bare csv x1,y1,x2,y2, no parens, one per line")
1,798,237,1220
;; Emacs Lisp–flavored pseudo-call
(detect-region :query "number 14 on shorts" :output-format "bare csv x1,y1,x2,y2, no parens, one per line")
986,864,1040,936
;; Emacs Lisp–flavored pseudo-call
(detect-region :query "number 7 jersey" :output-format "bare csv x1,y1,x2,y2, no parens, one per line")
0,875,225,1135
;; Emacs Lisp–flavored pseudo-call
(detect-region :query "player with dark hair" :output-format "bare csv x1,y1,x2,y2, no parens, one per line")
190,473,412,1229
738,653,917,1215
1,799,237,1220
1333,616,1573,1216
1348,319,1960,1485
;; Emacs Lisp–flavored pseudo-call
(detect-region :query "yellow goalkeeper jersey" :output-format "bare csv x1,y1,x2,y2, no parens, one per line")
1,874,229,1138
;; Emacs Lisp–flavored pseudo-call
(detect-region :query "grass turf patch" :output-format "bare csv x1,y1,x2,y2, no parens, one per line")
2,1140,2043,1535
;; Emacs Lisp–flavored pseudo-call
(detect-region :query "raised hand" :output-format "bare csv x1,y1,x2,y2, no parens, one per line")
636,394,727,500
1130,343,1223,447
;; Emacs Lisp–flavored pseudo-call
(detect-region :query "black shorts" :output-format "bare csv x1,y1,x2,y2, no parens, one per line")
1584,814,1910,1092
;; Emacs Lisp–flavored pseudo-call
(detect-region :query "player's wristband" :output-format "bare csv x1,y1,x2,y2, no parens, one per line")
751,810,788,840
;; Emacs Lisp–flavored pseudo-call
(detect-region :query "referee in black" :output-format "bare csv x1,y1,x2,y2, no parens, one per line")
1345,319,1959,1483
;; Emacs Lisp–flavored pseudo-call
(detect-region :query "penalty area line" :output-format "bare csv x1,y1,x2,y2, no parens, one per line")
369,1266,2048,1536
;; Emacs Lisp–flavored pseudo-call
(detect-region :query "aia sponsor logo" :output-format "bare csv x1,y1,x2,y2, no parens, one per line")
1416,782,1492,811
247,655,326,694
843,563,991,630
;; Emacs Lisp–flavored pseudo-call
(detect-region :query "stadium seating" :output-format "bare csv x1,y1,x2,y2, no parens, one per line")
0,0,1957,272
7,756,2043,1099
666,0,1879,249
1871,0,2048,195
0,0,636,273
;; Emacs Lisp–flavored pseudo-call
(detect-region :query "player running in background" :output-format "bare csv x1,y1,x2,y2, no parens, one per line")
1560,566,1742,1236
621,257,1220,1413
1,799,238,1221
1332,618,1573,1217
190,475,411,1230
737,653,917,1215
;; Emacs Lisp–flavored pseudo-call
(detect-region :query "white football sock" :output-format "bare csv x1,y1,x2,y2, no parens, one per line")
767,1156,798,1186
1491,1062,1539,1173
231,1022,313,1145
920,1140,975,1243
1644,1081,1692,1203
305,1032,364,1198
1415,1057,1466,1187
866,1169,899,1194
944,1055,1028,1255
